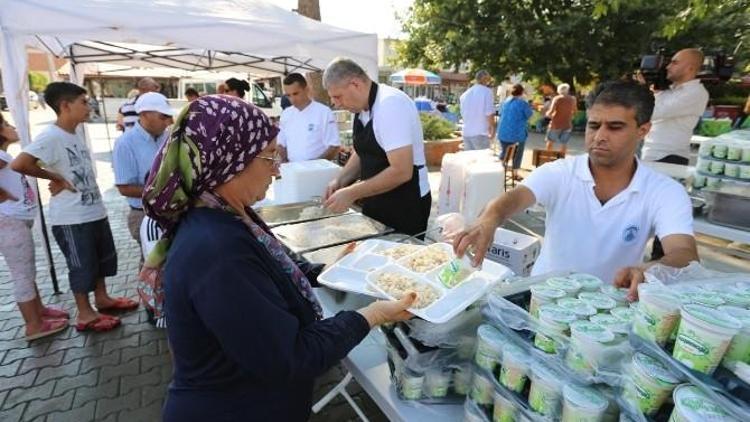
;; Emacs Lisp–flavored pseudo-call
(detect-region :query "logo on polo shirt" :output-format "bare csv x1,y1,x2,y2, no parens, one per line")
623,224,639,243
308,123,315,132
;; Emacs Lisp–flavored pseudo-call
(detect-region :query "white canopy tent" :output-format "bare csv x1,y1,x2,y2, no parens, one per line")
0,0,378,147
0,0,377,292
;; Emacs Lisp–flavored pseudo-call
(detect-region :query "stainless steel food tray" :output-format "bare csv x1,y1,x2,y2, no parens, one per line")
272,213,393,253
702,189,750,230
255,201,353,228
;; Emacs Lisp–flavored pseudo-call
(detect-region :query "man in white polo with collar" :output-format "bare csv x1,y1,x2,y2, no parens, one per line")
278,73,340,163
454,80,698,301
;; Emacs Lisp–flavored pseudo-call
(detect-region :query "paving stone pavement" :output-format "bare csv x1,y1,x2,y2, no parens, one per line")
0,119,388,421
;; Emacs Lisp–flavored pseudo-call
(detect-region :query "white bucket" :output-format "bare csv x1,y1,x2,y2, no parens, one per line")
669,384,737,422
622,353,681,416
633,285,681,346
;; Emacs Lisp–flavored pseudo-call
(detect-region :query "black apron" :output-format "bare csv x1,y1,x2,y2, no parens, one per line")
353,82,431,236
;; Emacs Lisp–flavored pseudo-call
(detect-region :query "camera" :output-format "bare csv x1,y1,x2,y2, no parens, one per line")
639,49,735,90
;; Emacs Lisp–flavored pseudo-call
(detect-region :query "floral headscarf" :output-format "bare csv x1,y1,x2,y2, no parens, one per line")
142,95,322,318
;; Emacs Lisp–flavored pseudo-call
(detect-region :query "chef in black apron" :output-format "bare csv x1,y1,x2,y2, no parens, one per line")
322,58,431,236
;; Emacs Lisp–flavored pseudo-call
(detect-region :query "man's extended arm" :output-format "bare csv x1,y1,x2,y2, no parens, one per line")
453,186,537,266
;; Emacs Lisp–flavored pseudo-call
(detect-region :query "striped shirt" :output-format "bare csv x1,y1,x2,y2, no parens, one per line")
119,95,139,130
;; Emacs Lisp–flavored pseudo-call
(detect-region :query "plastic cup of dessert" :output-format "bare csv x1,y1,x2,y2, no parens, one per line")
529,284,566,318
557,297,598,320
561,384,608,422
499,344,530,393
528,364,563,417
669,384,738,422
672,304,742,375
535,305,577,354
622,352,681,415
718,305,750,369
546,276,582,297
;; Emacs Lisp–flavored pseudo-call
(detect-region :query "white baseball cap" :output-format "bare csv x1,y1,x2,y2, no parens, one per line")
134,92,175,115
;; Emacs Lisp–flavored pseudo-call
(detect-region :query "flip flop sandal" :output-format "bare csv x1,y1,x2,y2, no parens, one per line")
96,297,139,313
42,306,70,319
26,319,68,341
75,316,121,332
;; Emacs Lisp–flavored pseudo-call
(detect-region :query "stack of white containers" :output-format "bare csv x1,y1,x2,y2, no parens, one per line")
437,150,505,225
273,159,341,204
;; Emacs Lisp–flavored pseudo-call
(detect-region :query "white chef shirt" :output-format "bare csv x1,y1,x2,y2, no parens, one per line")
278,101,340,162
357,84,430,197
642,79,709,161
459,84,495,137
522,154,693,282
23,124,107,225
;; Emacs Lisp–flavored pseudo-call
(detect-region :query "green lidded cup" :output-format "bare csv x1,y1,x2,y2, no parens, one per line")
672,304,742,375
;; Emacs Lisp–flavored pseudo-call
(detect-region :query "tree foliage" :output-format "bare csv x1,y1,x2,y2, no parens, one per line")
397,0,749,87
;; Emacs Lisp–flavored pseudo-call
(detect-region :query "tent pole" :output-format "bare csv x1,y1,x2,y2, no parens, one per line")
98,73,113,156
34,181,61,294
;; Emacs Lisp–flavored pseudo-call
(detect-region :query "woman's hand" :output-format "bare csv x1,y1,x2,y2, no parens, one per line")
358,293,416,328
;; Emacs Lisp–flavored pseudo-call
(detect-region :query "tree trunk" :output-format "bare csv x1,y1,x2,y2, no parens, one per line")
297,0,330,105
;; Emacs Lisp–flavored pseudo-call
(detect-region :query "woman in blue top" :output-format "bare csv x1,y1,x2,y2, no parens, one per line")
497,84,533,180
141,96,416,422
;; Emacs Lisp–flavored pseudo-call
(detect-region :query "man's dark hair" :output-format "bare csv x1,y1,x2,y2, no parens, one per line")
589,80,654,126
185,88,199,98
283,73,307,88
43,82,87,115
511,84,524,97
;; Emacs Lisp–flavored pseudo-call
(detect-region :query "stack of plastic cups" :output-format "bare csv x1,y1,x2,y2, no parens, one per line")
561,384,609,422
470,373,494,407
679,291,726,308
453,364,473,396
669,384,738,422
590,313,630,342
529,284,566,318
546,276,582,298
673,304,742,374
528,364,563,418
565,321,615,377
569,273,603,292
622,353,681,416
633,284,681,346
400,369,424,400
424,368,451,398
578,291,617,314
499,344,530,393
492,391,518,422
719,306,750,370
557,298,598,320
600,285,630,308
535,305,577,354
475,324,504,372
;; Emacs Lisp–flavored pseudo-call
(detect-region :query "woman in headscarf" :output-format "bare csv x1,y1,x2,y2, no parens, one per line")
143,96,415,422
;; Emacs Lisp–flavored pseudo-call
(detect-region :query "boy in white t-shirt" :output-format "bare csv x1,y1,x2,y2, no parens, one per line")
12,82,137,332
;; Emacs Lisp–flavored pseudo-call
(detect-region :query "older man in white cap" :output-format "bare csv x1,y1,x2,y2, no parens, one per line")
113,92,174,258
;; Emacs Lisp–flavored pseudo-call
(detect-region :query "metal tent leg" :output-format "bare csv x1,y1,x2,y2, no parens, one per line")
311,372,369,422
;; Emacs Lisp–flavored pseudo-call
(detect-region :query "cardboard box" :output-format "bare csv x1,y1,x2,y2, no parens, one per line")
484,227,541,277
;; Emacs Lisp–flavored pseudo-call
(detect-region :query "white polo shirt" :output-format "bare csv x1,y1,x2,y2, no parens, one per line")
278,101,340,162
522,154,693,282
459,84,495,137
642,79,709,161
358,84,430,197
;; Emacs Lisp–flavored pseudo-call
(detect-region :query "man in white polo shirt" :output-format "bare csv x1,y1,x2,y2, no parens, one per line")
278,73,340,162
454,80,698,301
459,70,496,150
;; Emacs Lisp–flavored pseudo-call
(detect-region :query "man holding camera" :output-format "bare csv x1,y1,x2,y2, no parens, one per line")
641,48,709,165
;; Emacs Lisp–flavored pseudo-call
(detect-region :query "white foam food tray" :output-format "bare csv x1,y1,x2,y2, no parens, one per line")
317,239,512,323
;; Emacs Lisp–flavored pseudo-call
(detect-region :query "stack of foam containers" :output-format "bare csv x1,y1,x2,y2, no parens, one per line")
437,150,504,226
274,159,341,204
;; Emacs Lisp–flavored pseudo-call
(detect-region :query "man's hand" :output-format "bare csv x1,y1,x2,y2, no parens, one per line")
0,189,18,203
613,266,646,302
48,175,76,196
324,179,340,200
324,186,356,213
453,216,498,267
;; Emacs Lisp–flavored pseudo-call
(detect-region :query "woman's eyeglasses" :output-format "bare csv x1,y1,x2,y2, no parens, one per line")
256,153,281,167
